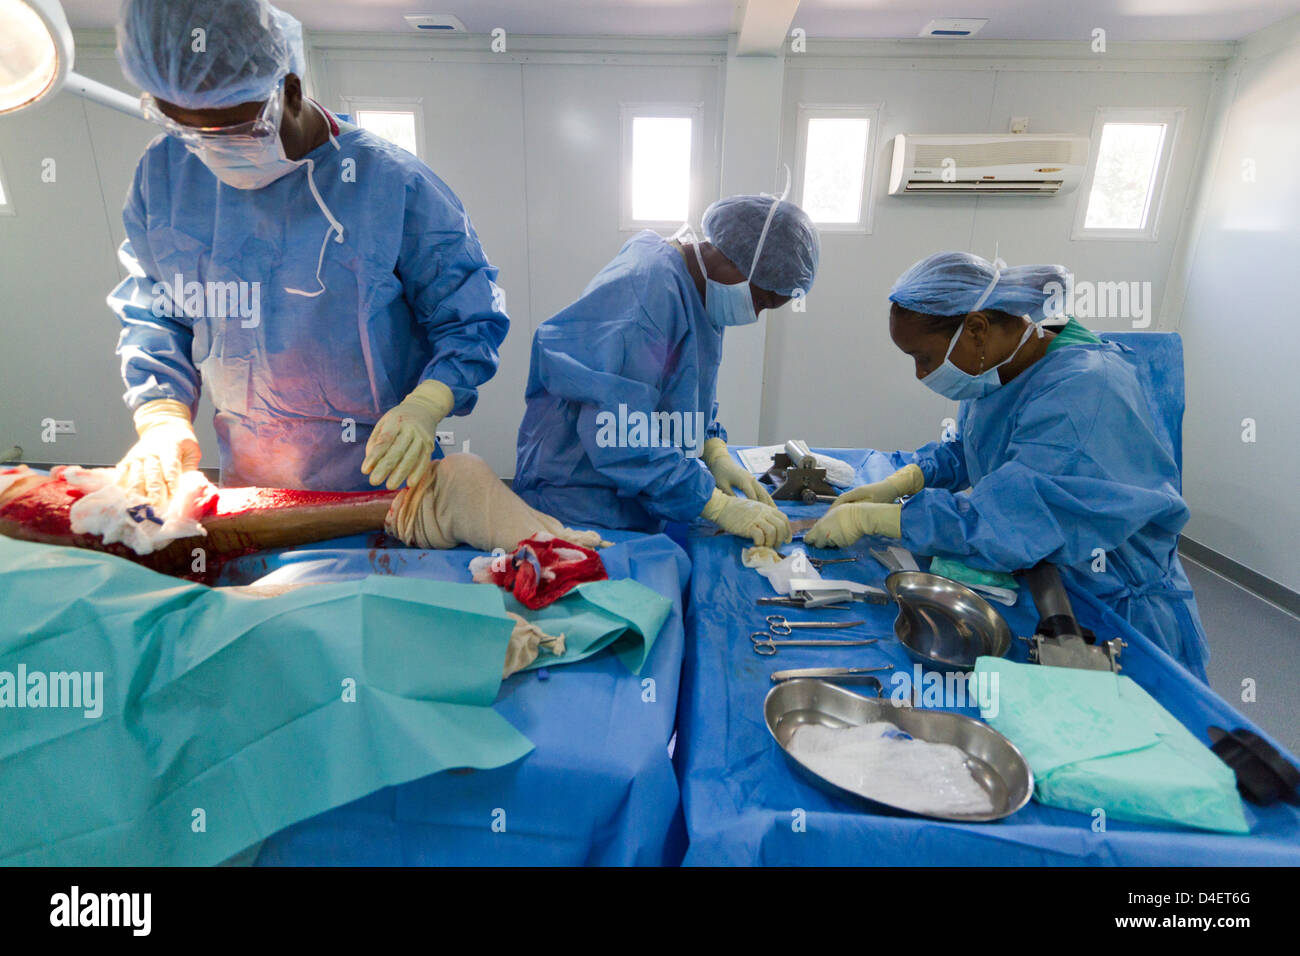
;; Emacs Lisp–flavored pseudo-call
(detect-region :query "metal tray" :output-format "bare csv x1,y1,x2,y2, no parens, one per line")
764,679,1034,823
886,570,1013,671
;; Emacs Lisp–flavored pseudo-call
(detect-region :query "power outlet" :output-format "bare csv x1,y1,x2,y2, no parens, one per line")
51,420,77,435
436,430,455,446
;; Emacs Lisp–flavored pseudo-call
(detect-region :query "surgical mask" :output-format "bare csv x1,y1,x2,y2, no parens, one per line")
686,226,767,328
922,317,1043,401
187,98,345,298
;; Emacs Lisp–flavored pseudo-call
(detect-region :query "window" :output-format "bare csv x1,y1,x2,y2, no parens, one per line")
796,105,881,233
339,97,425,160
1073,107,1183,241
621,104,701,229
356,110,419,156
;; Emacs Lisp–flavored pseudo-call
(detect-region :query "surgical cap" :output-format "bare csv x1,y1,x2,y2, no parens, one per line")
889,252,1069,321
117,0,305,109
702,195,821,297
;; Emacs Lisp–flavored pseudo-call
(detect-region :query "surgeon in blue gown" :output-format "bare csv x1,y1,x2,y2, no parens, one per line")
108,0,507,504
806,252,1210,680
513,195,820,546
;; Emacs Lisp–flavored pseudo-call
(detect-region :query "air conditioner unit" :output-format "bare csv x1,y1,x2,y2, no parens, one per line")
888,133,1090,196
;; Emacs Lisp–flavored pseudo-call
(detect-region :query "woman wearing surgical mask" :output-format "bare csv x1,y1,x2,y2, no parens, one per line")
513,195,820,546
806,252,1210,681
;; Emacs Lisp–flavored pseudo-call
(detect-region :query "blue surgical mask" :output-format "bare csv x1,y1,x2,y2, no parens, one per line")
922,318,1042,400
705,277,758,327
687,234,760,328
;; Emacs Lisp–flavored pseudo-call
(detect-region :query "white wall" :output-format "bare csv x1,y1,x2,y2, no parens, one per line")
763,46,1220,454
1176,18,1300,591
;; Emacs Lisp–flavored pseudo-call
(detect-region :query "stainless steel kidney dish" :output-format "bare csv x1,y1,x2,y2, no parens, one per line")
885,570,1014,671
764,679,1033,823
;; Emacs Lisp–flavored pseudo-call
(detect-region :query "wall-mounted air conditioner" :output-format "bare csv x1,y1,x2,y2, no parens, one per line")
887,133,1090,196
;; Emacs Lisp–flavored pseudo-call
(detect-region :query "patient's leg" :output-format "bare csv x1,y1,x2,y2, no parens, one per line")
385,453,607,552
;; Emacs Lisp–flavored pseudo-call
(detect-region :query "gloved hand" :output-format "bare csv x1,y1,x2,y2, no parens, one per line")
362,379,455,490
805,502,902,549
701,489,791,547
831,463,923,506
115,398,202,511
702,437,775,506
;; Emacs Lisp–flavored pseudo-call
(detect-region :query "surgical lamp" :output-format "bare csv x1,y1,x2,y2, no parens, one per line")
0,0,144,118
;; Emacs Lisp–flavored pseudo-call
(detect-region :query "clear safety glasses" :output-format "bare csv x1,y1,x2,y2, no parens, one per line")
140,85,284,145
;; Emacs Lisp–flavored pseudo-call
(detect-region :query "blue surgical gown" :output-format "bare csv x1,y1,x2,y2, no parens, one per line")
513,231,724,532
895,340,1210,680
108,126,508,490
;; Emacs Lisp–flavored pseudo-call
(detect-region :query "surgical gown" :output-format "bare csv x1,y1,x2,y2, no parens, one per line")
894,339,1210,680
108,123,508,490
513,231,724,532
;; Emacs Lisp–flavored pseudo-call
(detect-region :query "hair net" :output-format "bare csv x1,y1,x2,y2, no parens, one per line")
117,0,305,109
702,195,820,297
889,252,1069,321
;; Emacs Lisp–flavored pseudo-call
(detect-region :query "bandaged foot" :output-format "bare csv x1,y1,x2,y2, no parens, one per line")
385,453,608,551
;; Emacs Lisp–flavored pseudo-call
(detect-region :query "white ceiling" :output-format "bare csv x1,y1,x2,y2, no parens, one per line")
62,0,1300,42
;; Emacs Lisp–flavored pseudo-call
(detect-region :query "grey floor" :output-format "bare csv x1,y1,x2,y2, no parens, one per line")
1186,557,1300,756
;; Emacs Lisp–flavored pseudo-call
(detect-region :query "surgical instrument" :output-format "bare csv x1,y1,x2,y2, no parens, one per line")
750,633,880,656
765,614,865,635
769,665,893,684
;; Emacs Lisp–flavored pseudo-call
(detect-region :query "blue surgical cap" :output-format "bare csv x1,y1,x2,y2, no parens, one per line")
889,252,1069,321
117,0,305,109
702,195,820,297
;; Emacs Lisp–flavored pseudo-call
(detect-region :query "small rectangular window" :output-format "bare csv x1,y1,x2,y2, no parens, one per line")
621,103,701,229
1074,108,1182,241
796,105,881,233
355,109,419,157
339,97,425,160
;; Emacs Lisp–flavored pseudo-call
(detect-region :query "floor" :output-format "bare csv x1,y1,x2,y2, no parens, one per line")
1185,556,1300,757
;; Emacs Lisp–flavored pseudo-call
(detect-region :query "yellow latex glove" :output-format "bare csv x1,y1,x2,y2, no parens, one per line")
702,437,775,506
831,463,923,507
805,502,902,549
701,489,791,547
115,398,202,511
362,379,455,490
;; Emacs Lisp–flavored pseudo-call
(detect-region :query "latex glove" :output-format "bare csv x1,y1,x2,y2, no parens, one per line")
831,463,923,507
362,379,455,490
115,398,202,511
702,437,775,506
701,489,791,547
805,502,902,549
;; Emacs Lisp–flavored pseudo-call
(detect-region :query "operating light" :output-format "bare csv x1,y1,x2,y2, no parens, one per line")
0,0,72,114
0,0,143,118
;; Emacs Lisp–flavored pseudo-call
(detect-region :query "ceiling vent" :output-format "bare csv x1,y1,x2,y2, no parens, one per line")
919,19,988,38
404,14,468,33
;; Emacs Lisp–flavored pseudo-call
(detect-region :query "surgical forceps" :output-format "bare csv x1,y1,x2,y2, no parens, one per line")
764,614,865,635
749,633,879,656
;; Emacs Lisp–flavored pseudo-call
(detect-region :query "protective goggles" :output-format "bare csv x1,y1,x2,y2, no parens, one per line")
140,84,284,145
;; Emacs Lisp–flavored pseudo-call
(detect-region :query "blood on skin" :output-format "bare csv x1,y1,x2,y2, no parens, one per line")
1,473,398,585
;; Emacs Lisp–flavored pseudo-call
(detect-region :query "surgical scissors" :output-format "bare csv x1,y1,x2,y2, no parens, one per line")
749,633,879,656
765,614,865,636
